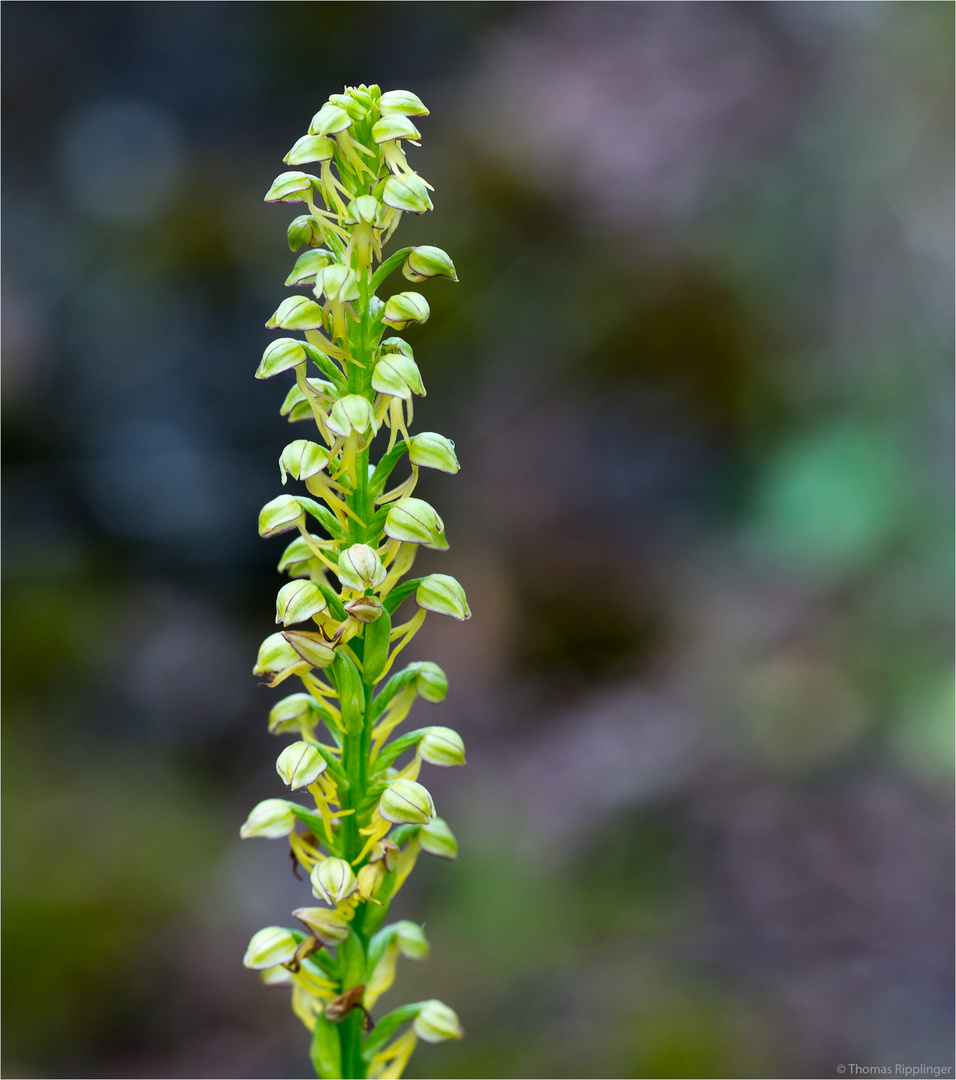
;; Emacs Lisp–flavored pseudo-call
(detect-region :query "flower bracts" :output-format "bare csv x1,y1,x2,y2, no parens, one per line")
241,85,466,1080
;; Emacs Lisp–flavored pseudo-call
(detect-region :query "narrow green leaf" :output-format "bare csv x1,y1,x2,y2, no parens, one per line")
383,578,423,616
301,342,346,388
311,743,348,784
314,580,348,620
387,823,422,847
361,1004,425,1061
366,925,399,975
373,729,428,772
296,497,346,541
370,663,421,720
370,247,414,292
310,1014,343,1079
369,441,409,494
288,803,330,838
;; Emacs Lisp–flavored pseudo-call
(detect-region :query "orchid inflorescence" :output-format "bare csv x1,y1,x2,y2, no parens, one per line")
240,84,467,1080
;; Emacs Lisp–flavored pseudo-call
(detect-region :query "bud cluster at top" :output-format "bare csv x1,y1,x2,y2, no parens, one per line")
241,84,466,1080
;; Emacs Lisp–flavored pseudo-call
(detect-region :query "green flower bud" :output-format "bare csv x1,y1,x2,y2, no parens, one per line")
292,906,350,946
268,692,321,735
379,778,435,825
381,336,414,359
393,920,430,959
253,633,306,678
277,535,318,577
311,857,358,904
416,574,471,620
357,861,385,901
282,630,336,669
243,926,299,969
408,432,459,473
284,134,336,165
384,498,447,550
280,378,335,421
260,965,294,987
259,494,304,537
288,215,324,251
240,798,296,839
349,84,376,109
256,337,308,380
285,402,315,426
329,92,367,120
371,115,421,144
369,839,399,872
314,264,360,304
275,580,327,625
279,440,329,483
264,171,319,204
382,176,434,216
308,102,352,136
419,726,466,767
276,740,327,789
414,999,464,1043
266,295,326,331
378,90,430,117
371,352,425,399
337,544,387,591
327,394,379,439
344,595,384,623
403,246,457,283
407,660,449,703
344,195,383,226
418,816,458,859
382,291,430,331
285,248,334,287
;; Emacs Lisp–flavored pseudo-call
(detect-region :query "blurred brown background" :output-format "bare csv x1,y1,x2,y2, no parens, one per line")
2,3,953,1078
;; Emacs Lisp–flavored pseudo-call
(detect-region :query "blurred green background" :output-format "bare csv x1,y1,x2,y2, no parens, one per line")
2,3,952,1078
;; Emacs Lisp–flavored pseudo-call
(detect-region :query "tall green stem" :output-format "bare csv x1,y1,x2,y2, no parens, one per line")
339,278,372,1079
